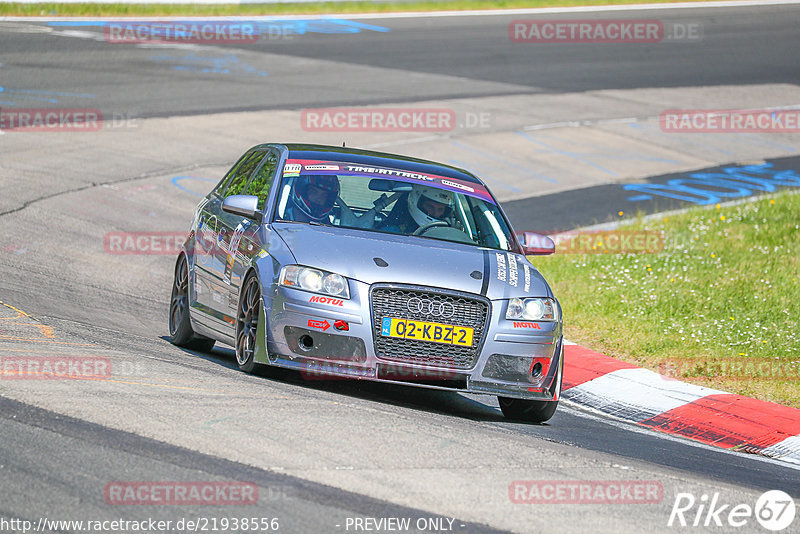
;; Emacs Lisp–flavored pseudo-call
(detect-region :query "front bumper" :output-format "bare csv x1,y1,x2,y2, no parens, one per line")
259,281,563,401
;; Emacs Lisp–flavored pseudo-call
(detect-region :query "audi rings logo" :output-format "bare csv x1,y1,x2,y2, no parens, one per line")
407,297,456,318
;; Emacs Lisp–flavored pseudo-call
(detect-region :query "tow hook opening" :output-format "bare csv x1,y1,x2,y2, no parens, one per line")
298,335,314,351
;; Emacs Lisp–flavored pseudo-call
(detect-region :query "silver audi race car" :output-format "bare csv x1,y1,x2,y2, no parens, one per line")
169,143,564,422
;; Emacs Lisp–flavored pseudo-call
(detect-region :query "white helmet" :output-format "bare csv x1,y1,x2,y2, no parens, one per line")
407,185,454,227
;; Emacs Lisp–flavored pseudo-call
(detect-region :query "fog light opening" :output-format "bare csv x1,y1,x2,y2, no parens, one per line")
531,362,543,378
298,335,314,351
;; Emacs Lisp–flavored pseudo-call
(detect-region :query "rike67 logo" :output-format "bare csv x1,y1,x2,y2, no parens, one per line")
668,490,796,531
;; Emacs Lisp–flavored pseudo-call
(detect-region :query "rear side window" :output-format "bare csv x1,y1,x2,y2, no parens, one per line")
247,151,279,210
223,150,264,197
210,153,247,196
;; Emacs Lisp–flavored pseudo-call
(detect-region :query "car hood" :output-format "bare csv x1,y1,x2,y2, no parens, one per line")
273,223,552,300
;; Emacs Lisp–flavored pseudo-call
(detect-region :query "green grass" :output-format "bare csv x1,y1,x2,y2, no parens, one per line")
0,0,718,17
533,191,800,408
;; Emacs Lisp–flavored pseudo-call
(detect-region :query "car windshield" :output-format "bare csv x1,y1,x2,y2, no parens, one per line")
274,159,515,251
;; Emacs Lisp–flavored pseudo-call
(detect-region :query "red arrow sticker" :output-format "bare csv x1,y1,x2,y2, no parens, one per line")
307,319,331,331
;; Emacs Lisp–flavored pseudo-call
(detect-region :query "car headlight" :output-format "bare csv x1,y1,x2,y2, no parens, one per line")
279,265,350,299
506,297,558,321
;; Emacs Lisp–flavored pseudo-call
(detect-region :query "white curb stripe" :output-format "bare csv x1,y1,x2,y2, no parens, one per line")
760,435,800,465
563,367,725,422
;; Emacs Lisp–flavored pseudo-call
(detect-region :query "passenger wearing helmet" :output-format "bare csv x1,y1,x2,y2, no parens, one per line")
379,184,454,235
285,175,340,223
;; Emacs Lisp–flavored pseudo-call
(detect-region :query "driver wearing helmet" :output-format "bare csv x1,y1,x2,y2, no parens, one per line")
285,175,340,223
379,184,454,235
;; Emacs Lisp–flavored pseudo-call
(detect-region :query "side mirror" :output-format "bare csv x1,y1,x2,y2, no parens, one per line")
222,195,262,223
518,231,555,256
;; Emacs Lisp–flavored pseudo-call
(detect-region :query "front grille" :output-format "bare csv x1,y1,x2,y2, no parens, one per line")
371,286,489,369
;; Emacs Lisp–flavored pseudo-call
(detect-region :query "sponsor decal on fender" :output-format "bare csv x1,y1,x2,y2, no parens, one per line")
523,263,531,293
309,296,344,306
513,321,542,329
507,253,519,287
496,252,507,282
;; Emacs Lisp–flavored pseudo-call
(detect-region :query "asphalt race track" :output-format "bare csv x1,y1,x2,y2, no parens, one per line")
1,4,800,533
3,5,800,116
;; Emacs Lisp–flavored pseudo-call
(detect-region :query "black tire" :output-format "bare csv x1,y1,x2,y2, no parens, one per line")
498,397,558,423
235,274,262,374
185,336,216,352
169,254,215,352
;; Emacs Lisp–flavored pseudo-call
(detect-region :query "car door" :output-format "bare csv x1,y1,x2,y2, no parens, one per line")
192,196,219,316
193,149,264,329
193,151,254,321
211,149,281,324
219,149,281,316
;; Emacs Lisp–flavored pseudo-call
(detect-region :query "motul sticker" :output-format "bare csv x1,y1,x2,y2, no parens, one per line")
309,296,344,306
513,321,542,329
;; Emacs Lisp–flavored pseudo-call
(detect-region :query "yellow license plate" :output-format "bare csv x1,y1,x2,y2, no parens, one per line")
380,317,473,347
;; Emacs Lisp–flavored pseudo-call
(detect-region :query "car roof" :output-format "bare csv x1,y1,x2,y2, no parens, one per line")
275,143,484,185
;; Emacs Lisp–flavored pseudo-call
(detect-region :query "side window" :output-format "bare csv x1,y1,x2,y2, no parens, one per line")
224,151,264,197
212,151,252,196
247,151,279,210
